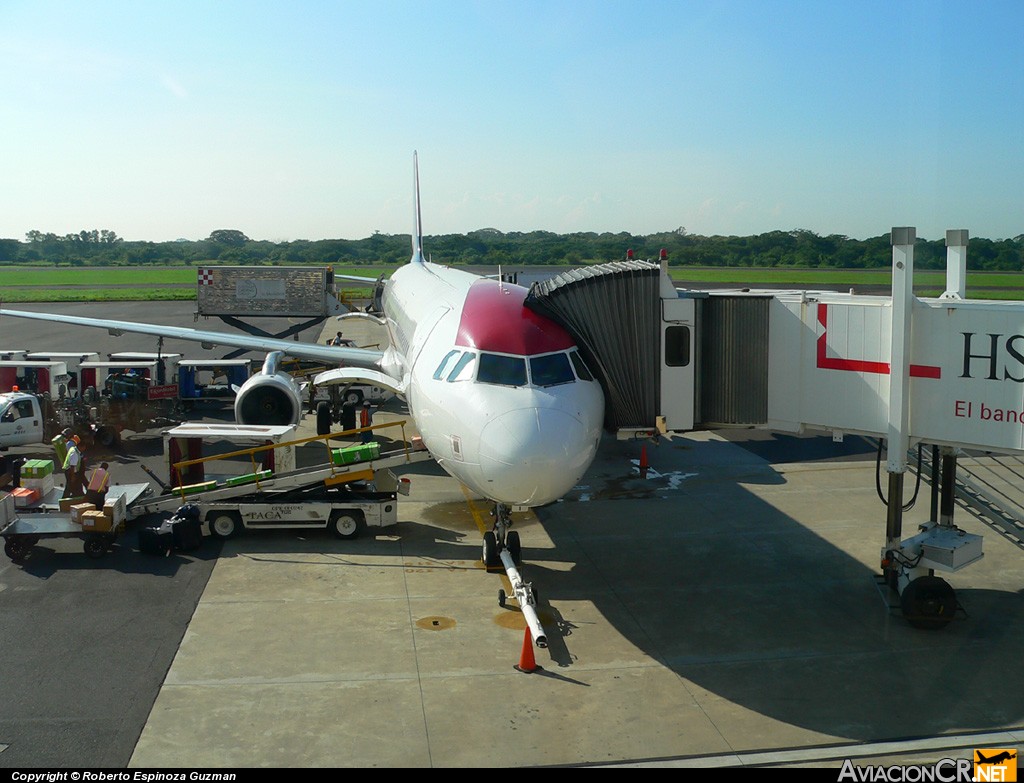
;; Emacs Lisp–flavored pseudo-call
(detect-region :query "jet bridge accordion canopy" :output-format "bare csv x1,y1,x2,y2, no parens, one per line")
525,261,662,431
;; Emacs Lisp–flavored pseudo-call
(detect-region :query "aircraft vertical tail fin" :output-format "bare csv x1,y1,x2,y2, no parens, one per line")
411,151,425,264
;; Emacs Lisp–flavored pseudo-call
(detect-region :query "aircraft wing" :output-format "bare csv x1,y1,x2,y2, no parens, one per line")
0,308,386,370
334,273,383,285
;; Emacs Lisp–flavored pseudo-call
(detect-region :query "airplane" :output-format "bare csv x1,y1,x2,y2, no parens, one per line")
976,751,1017,765
0,154,606,564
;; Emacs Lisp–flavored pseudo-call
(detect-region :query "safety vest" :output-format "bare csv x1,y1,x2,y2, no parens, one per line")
360,407,371,428
87,468,110,493
62,445,81,471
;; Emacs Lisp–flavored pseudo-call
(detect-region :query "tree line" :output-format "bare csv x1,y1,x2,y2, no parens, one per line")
1,227,1022,271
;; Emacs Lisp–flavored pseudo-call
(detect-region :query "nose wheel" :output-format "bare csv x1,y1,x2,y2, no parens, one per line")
482,503,521,568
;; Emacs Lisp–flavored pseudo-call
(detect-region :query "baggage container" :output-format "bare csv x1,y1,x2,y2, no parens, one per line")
22,474,55,495
330,442,380,466
59,495,89,512
70,502,96,523
224,469,273,487
102,494,127,526
23,459,55,478
80,510,112,533
173,480,217,496
12,487,40,508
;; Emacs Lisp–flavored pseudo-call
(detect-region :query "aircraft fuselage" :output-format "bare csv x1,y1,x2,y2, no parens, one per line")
381,261,605,507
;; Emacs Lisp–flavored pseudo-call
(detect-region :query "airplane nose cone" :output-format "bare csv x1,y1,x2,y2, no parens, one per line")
479,407,597,506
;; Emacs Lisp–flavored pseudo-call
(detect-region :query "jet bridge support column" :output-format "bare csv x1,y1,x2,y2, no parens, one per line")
881,229,982,629
883,228,916,582
940,229,969,301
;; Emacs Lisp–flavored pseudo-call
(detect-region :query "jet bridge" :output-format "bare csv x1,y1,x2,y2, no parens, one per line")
527,229,1024,629
525,258,696,432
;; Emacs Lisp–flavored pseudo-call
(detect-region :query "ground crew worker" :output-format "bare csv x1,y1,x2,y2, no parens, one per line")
62,435,83,498
85,461,110,507
360,400,373,444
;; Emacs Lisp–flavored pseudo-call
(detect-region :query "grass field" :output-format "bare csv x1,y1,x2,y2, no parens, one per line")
1,264,1021,301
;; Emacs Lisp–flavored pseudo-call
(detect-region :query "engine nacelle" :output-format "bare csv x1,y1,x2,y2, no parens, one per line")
233,352,303,426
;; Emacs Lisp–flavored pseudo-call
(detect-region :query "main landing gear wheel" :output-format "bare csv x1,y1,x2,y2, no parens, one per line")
482,531,500,568
901,575,957,630
316,401,332,435
209,512,242,540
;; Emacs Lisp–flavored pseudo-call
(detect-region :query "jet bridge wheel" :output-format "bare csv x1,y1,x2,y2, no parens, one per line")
900,575,957,630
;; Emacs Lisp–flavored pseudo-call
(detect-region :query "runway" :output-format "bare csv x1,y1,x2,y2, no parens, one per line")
2,303,1024,769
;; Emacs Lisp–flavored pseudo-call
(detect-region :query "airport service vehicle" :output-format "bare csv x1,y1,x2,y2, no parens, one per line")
131,422,421,542
1,495,127,563
201,485,399,540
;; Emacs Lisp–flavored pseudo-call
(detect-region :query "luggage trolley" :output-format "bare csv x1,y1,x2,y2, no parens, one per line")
2,510,124,562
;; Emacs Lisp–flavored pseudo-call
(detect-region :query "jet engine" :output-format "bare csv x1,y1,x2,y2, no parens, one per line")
233,351,303,426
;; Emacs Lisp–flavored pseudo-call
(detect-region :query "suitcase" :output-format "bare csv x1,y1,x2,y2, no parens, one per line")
139,521,174,556
170,515,203,552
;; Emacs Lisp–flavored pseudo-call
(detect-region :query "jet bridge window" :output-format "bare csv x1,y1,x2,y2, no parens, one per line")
665,325,691,367
478,353,527,387
529,352,575,387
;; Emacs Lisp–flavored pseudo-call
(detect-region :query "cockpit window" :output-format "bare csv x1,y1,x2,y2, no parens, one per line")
529,353,575,387
570,350,594,382
447,351,477,382
478,353,527,387
433,349,460,380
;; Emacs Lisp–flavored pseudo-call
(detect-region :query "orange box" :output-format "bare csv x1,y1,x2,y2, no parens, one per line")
80,510,111,532
12,487,41,508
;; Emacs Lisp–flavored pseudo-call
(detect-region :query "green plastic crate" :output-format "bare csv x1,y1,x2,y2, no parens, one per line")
23,459,55,478
331,442,380,466
224,469,273,487
174,480,217,496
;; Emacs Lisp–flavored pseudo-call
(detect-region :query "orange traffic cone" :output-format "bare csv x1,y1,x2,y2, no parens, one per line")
515,627,539,673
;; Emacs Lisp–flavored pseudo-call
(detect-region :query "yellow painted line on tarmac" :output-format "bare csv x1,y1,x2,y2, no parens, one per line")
458,483,488,535
459,484,512,588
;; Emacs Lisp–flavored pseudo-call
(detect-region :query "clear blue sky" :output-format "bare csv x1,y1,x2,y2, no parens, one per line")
2,0,1022,243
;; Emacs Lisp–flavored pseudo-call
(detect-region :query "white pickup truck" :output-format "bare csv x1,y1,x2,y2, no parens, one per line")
0,391,54,448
